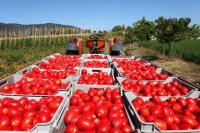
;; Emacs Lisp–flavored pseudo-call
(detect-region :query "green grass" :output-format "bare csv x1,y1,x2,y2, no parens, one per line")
139,39,200,64
0,35,90,79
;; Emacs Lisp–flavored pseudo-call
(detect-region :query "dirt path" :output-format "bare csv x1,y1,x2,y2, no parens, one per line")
125,44,200,85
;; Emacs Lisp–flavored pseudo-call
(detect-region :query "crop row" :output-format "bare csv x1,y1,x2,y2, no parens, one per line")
139,39,200,64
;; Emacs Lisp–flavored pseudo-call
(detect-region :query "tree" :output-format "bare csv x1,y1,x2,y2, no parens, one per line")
186,24,200,39
124,26,135,44
155,16,191,58
132,17,155,41
111,25,125,32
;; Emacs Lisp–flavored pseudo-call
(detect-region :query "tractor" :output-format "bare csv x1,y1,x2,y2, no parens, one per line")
66,34,124,55
86,34,105,54
65,38,83,55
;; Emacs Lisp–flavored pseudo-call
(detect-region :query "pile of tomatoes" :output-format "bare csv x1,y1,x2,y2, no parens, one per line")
113,59,157,72
83,60,109,68
77,69,114,85
113,59,169,80
86,55,106,59
121,79,189,96
38,55,82,70
1,53,199,132
132,96,200,130
64,87,132,133
0,77,69,95
0,95,63,131
22,67,78,79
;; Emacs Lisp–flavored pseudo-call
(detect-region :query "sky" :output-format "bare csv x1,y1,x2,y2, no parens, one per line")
0,0,200,31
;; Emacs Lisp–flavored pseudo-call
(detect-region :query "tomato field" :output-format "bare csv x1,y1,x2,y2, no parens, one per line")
0,53,200,132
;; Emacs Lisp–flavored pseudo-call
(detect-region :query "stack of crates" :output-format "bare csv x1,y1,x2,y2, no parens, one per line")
0,53,199,133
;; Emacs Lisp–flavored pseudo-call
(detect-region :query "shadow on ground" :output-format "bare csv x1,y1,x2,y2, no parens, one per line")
142,55,159,61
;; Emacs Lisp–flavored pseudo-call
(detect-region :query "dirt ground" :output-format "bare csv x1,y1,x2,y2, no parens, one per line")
124,44,200,87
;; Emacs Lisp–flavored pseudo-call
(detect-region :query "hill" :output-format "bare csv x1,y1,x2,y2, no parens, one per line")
0,22,84,37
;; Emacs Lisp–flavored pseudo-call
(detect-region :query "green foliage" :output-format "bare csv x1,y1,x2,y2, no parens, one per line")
140,39,200,64
111,25,125,32
6,52,26,65
155,17,191,58
132,17,155,41
186,24,200,39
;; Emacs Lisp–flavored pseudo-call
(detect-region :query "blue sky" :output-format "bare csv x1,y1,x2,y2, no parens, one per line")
0,0,200,31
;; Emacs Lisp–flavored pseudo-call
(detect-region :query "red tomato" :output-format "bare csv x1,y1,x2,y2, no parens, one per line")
108,111,121,119
20,116,33,131
109,104,122,112
194,124,200,129
76,117,95,131
178,124,192,130
10,116,22,128
139,107,149,117
70,96,79,105
168,97,177,104
149,105,162,117
95,106,108,118
168,124,179,130
180,116,198,127
82,102,95,114
171,114,180,124
23,111,37,117
64,111,77,124
1,97,14,106
81,69,88,75
110,128,122,133
48,101,61,111
161,106,173,116
25,102,37,111
2,85,11,92
7,100,20,107
38,112,51,123
7,107,21,118
97,122,111,132
151,95,161,104
171,103,182,113
145,115,156,122
120,125,132,133
64,124,79,133
18,97,28,106
82,94,91,103
185,103,197,113
176,97,187,107
186,97,197,105
111,118,123,128
0,116,10,130
153,119,167,130
160,115,174,126
133,97,144,105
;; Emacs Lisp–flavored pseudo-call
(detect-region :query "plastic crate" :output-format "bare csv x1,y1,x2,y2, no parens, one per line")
42,53,62,61
16,65,79,81
0,91,69,133
123,91,200,133
116,76,199,97
82,59,110,68
52,98,70,133
52,85,135,133
114,65,177,80
84,54,107,59
74,67,116,87
0,74,72,96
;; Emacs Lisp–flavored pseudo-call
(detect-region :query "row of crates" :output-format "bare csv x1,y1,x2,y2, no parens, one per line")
0,53,200,132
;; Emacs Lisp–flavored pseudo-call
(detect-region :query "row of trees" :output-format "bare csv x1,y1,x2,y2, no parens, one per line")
111,16,200,58
0,27,92,38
